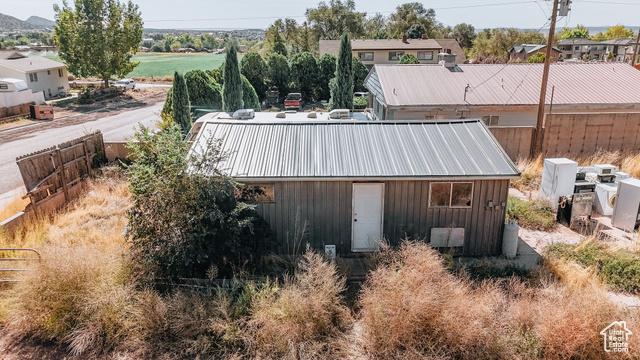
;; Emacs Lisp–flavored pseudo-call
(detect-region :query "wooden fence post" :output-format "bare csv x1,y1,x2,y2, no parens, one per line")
83,139,92,176
54,150,69,203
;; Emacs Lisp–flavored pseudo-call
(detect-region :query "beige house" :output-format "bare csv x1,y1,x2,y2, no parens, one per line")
319,37,465,68
0,51,68,100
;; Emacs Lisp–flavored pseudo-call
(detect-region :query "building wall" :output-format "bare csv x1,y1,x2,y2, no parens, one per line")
249,179,509,257
354,48,441,66
0,66,68,99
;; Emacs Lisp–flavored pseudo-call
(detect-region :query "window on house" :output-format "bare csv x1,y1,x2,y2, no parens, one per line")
47,70,51,75
29,73,38,82
417,51,433,60
481,115,499,126
358,52,374,61
389,51,404,60
429,182,473,208
0,84,7,90
235,184,275,202
574,46,579,51
58,69,63,77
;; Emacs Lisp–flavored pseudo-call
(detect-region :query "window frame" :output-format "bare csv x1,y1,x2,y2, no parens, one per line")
29,73,38,82
58,68,64,77
235,183,275,203
358,52,374,61
388,51,405,61
0,84,7,90
417,51,434,60
428,182,474,209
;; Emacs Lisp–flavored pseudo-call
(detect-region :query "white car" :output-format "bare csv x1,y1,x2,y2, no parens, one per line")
114,79,135,90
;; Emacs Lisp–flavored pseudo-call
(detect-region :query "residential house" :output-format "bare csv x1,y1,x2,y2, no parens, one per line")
603,38,639,63
363,62,640,126
557,38,608,61
188,113,520,256
0,51,68,99
508,44,561,62
319,36,465,69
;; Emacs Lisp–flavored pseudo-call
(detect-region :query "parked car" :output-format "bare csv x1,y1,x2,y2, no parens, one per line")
114,78,135,90
284,93,303,110
354,92,369,98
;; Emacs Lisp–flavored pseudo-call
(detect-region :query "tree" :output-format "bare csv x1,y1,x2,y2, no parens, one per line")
317,54,337,101
267,53,290,99
559,25,590,39
172,72,191,136
53,0,143,87
364,13,388,39
265,26,288,56
125,125,271,280
329,33,353,109
388,3,438,39
526,52,546,63
222,42,244,112
453,23,476,50
290,51,319,101
399,53,420,64
469,28,544,59
170,41,181,52
604,25,634,40
184,70,222,110
242,75,261,112
352,57,369,92
305,0,366,41
241,52,268,101
406,22,426,39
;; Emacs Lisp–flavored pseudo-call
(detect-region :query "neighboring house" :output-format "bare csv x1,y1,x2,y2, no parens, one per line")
603,38,639,63
319,36,466,68
363,62,640,126
188,114,520,256
508,44,561,62
0,52,68,100
557,38,609,61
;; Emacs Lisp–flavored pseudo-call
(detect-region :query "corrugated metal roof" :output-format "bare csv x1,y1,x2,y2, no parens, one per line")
189,120,520,179
366,62,640,107
0,56,65,73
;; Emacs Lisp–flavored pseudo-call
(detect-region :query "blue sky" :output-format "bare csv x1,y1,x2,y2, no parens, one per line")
4,0,640,31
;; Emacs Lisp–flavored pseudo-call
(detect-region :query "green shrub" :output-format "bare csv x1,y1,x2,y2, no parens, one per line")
353,96,367,109
506,196,555,231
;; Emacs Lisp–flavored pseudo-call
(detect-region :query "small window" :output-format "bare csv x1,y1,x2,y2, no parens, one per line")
236,184,275,202
358,52,374,61
47,70,51,75
58,86,64,90
58,69,63,77
0,84,7,90
389,51,404,60
429,182,473,208
417,51,433,60
574,46,579,51
482,115,499,126
29,73,38,82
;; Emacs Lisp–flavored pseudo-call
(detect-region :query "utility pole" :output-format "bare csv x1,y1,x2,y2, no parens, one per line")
632,28,640,66
532,0,560,157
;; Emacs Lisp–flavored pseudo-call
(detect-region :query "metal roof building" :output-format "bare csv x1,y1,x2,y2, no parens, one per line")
364,62,640,125
190,118,519,257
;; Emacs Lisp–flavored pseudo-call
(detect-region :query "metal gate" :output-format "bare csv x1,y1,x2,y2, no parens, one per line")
0,248,41,283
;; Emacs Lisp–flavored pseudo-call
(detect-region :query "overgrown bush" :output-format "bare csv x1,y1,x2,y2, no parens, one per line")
125,125,271,280
506,196,555,231
353,96,367,109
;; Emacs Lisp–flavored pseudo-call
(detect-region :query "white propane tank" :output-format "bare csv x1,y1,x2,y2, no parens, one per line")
502,221,519,259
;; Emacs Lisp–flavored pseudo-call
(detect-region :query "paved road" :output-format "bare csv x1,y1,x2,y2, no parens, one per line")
0,102,163,199
73,80,172,89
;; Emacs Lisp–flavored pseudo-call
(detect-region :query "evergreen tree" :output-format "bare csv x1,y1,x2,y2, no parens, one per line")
242,75,261,112
222,42,244,112
317,54,337,101
267,53,290,99
290,51,319,102
399,54,420,64
240,52,268,101
185,69,222,110
352,57,369,92
329,33,353,109
172,71,191,136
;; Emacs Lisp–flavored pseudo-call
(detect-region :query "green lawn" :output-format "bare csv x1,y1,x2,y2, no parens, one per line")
41,52,227,78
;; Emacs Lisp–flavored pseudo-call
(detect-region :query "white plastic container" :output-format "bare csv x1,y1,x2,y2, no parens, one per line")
539,158,578,207
502,221,519,259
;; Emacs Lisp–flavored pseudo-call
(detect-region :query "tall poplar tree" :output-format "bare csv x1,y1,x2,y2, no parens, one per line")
329,33,354,109
172,72,191,136
222,42,244,112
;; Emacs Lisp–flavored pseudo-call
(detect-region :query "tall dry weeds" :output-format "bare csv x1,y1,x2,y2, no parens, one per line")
357,240,639,359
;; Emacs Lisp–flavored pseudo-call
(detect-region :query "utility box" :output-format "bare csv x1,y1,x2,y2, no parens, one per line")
539,158,578,207
612,178,640,232
30,105,54,120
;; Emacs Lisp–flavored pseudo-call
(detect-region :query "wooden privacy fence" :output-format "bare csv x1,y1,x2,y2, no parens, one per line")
16,131,106,213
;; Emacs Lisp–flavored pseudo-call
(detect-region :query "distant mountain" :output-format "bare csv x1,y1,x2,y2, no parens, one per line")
25,16,55,28
0,13,37,31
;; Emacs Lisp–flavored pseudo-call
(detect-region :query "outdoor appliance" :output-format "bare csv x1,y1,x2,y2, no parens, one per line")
574,180,596,194
594,164,619,175
594,182,618,216
615,172,630,182
540,158,578,207
557,192,596,234
611,178,640,232
586,173,616,184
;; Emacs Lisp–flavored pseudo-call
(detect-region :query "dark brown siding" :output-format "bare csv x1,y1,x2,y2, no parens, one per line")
250,179,509,256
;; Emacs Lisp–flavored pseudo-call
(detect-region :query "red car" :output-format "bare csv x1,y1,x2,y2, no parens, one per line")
284,93,303,110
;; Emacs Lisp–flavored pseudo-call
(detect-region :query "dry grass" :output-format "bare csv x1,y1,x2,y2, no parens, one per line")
0,195,29,223
356,240,639,359
514,150,640,192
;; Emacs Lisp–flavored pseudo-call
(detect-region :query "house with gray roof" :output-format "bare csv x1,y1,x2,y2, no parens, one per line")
0,53,68,99
188,115,520,256
508,44,561,62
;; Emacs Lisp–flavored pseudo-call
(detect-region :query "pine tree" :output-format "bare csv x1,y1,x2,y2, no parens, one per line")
172,71,191,136
329,33,354,109
222,42,244,112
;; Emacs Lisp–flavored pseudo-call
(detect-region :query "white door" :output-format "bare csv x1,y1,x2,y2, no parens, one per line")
352,183,384,252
